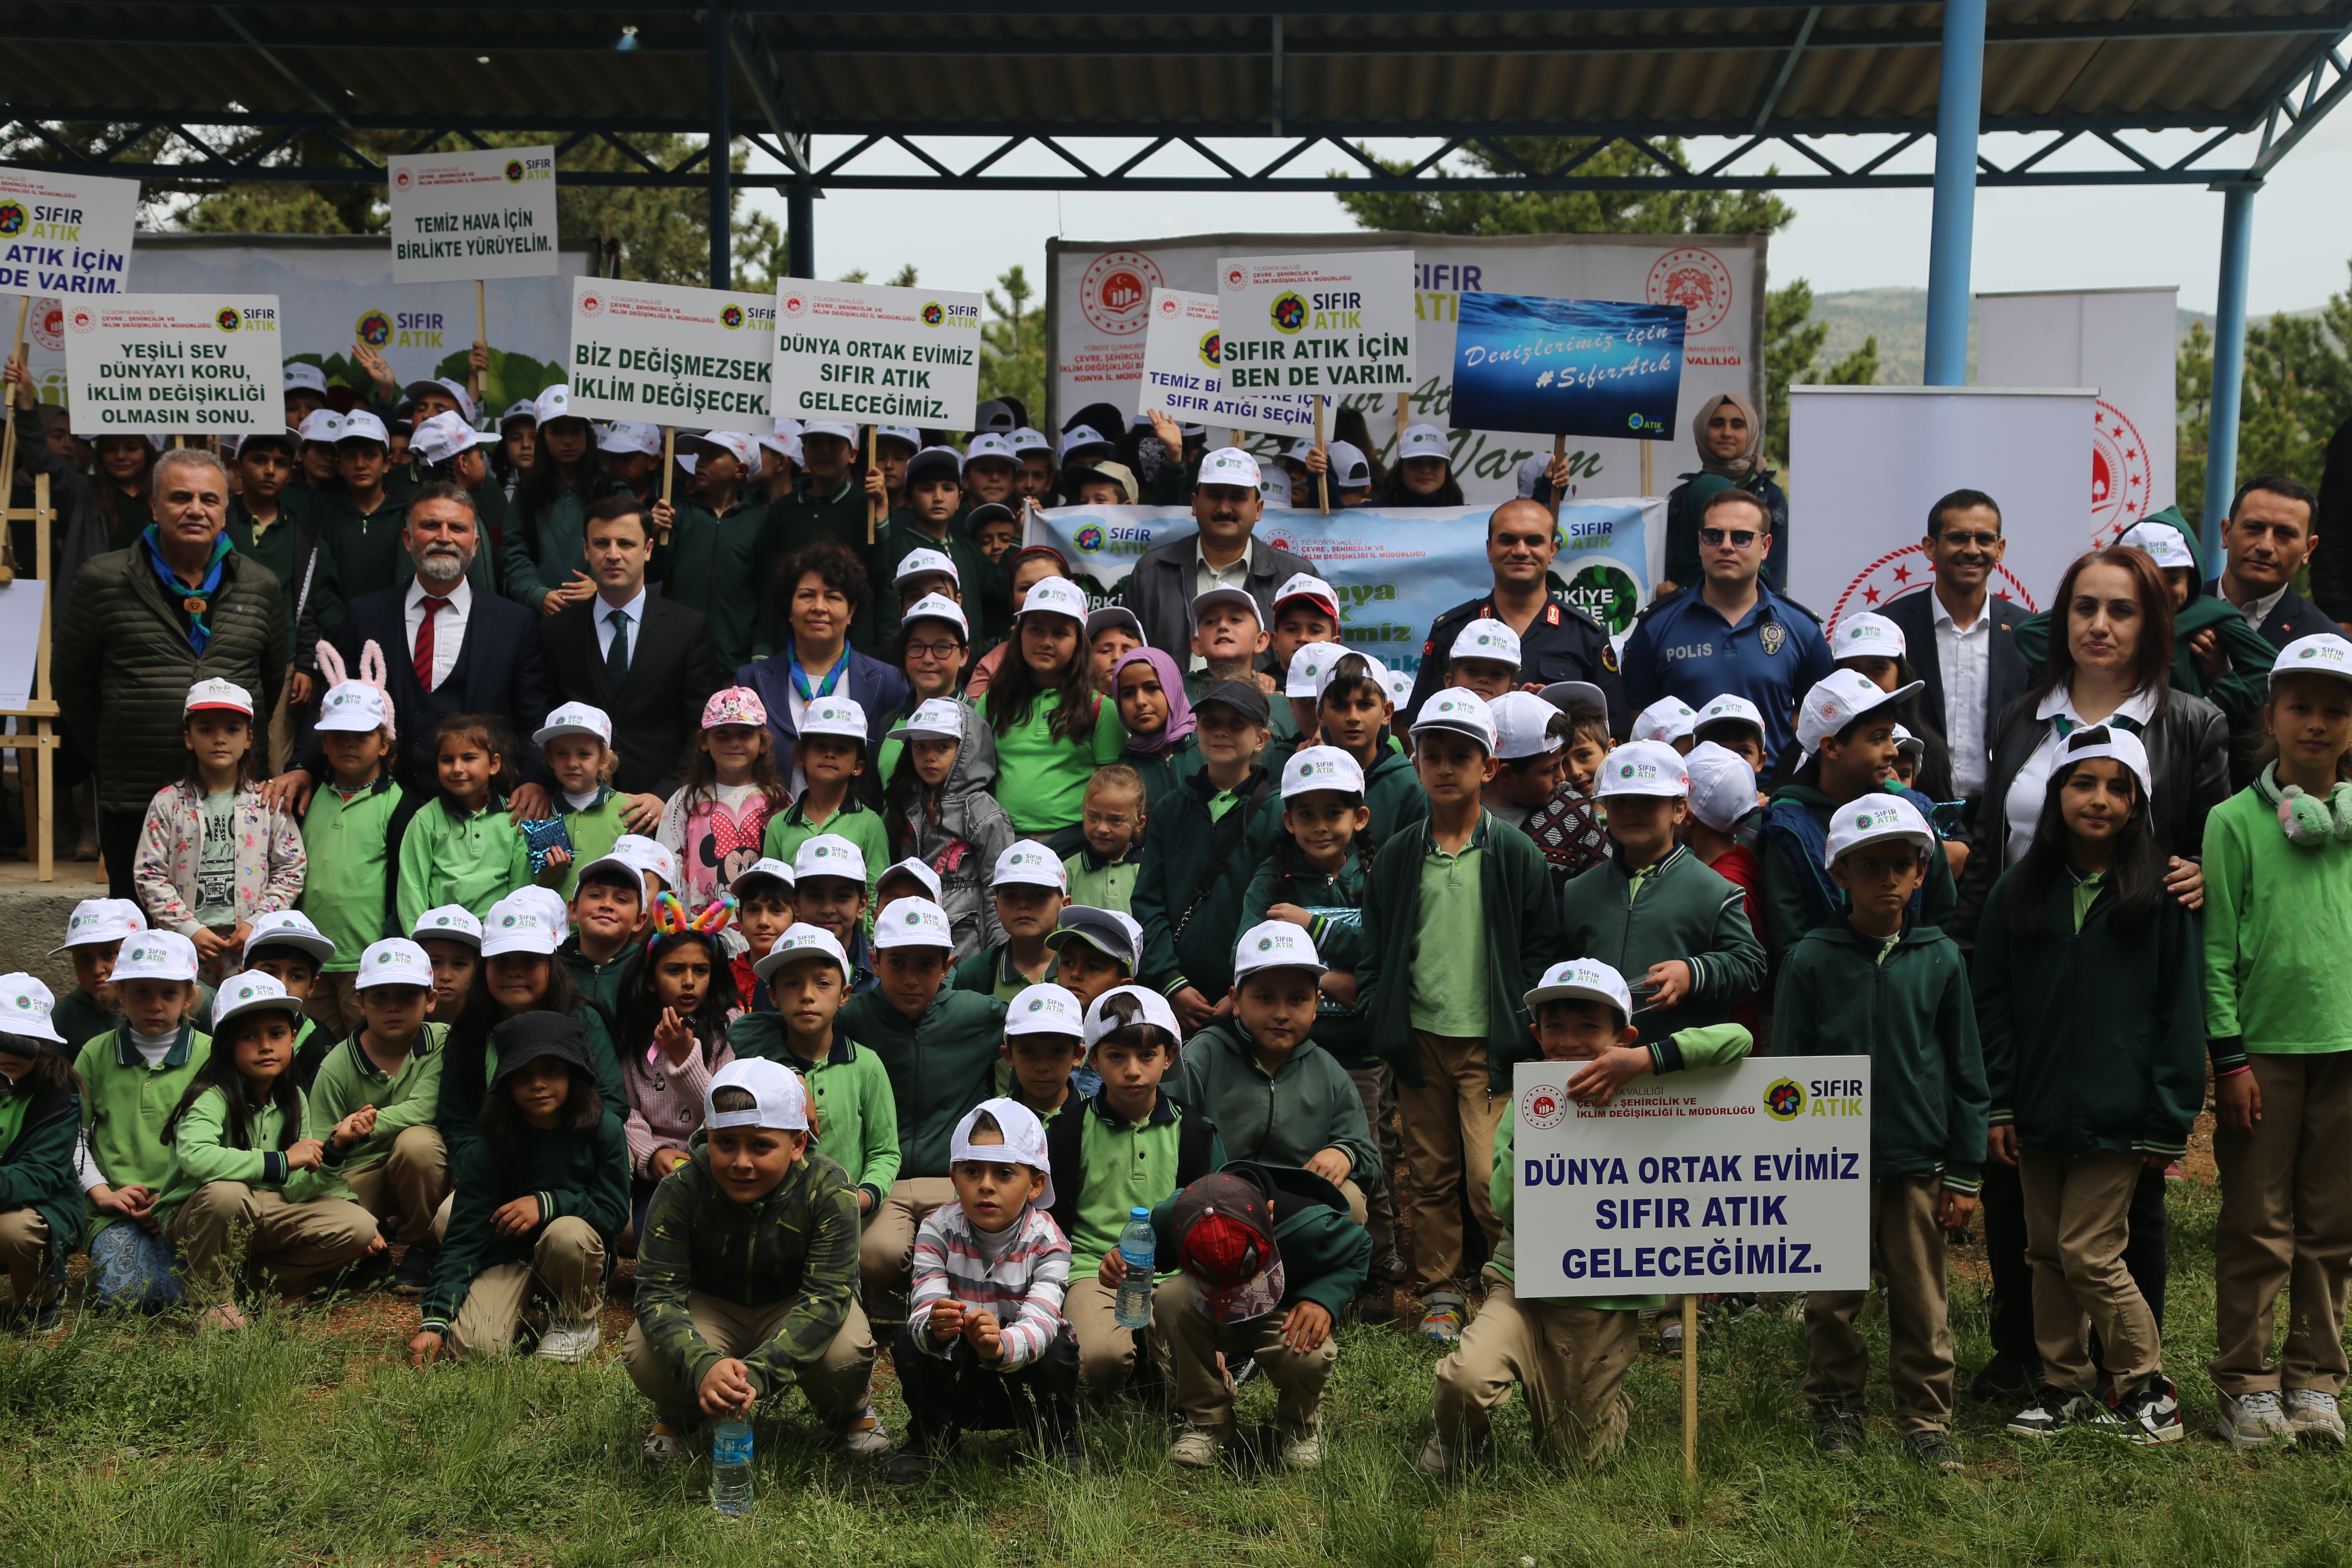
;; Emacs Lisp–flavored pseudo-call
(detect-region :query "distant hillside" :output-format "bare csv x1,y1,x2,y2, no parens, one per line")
1801,287,2309,385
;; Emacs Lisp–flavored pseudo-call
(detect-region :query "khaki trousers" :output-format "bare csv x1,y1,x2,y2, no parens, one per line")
343,1126,451,1246
446,1216,605,1356
1803,1176,1954,1435
165,1182,379,1297
858,1177,957,1295
622,1290,876,1427
1158,1273,1335,1436
0,1208,56,1307
1347,1063,1404,1284
1433,1277,1640,1464
305,974,360,1041
2019,1149,2161,1390
1396,1031,1506,1297
2211,1052,2352,1397
1063,1273,1167,1392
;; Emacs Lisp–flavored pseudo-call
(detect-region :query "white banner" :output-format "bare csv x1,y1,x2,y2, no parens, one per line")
386,146,559,284
772,279,983,427
1215,249,1415,404
1511,1057,1872,1295
567,276,775,424
1050,232,1766,502
1976,286,2177,545
0,165,140,300
64,294,283,436
1791,386,2096,628
1136,288,1313,435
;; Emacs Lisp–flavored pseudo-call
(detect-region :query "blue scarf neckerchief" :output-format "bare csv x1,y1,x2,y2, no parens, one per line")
142,526,233,652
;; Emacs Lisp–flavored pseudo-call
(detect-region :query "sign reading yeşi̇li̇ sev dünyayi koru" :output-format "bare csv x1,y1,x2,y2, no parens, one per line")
1511,1057,1872,1295
63,295,284,435
0,165,140,298
1216,250,1415,396
771,279,983,426
1137,288,1314,436
565,276,775,423
385,145,558,285
1450,294,1687,441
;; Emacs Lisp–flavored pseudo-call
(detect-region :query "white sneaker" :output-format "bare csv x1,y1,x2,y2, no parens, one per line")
533,1320,601,1363
1415,1432,1480,1476
2282,1388,2346,1445
2214,1388,2296,1449
837,1405,892,1458
1168,1428,1223,1469
1279,1418,1322,1471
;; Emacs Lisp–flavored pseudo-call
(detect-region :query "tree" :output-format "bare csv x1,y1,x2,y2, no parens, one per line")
2174,260,2352,531
980,266,1047,416
1761,280,1829,472
1335,138,1793,238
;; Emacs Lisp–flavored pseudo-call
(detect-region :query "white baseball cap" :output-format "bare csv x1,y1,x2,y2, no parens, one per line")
1004,982,1087,1038
993,840,1068,892
801,420,857,445
337,410,391,448
2052,723,2155,798
533,702,613,748
1285,640,1347,699
1397,423,1451,462
52,897,145,955
729,857,798,897
887,697,966,743
1326,441,1372,488
1314,648,1391,701
872,896,955,950
949,1097,1055,1206
609,833,680,896
1892,722,1925,761
1057,425,1112,463
1083,983,1183,1047
902,593,970,640
753,922,848,982
1523,957,1635,1019
798,695,867,743
1014,577,1090,625
1231,919,1327,980
1448,619,1522,669
315,680,391,735
1412,688,1499,754
0,973,64,1047
1684,741,1759,833
1693,693,1765,740
1047,905,1143,970
2273,632,2352,689
1190,585,1262,628
1009,427,1052,459
1823,793,1936,867
1833,612,1907,664
1086,605,1146,645
877,857,946,904
1795,669,1923,759
297,409,346,444
282,361,328,395
185,678,254,717
706,1057,810,1132
1538,680,1608,720
1272,573,1340,621
694,431,761,471
210,970,306,1032
1631,696,1698,745
794,834,868,886
873,423,921,452
355,938,434,990
2121,518,2198,571
598,420,663,457
1259,467,1293,509
1489,691,1565,761
501,399,539,429
1197,447,1262,489
111,930,199,984
1281,744,1366,799
479,891,560,958
1594,739,1690,799
1384,669,1415,706
533,385,575,423
411,905,484,949
571,843,653,903
245,910,336,967
964,432,1018,470
894,547,960,588
411,411,499,468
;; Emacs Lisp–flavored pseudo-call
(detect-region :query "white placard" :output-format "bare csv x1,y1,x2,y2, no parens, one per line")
1511,1057,1872,1295
772,279,983,427
1215,250,1414,404
1977,287,2177,545
1136,288,1314,435
0,579,43,710
567,276,775,424
62,294,284,436
0,165,141,300
385,146,558,284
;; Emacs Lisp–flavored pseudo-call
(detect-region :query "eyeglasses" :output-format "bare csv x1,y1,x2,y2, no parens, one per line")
903,641,962,658
1698,527,1758,548
1936,530,2001,548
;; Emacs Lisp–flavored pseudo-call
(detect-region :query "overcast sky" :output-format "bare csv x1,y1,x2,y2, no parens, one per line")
743,107,2352,320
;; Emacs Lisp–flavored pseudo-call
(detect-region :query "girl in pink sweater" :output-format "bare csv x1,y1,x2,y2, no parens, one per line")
612,905,739,1242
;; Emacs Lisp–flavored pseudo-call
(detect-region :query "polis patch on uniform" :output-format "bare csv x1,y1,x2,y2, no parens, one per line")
1759,621,1786,656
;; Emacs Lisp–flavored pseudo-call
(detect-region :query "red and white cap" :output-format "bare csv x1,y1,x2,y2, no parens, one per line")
598,421,662,457
1272,572,1339,621
1631,696,1699,745
696,431,762,470
185,678,254,717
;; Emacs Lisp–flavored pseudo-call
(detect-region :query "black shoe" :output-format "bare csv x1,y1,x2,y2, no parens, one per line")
1905,1430,1964,1473
392,1244,437,1297
1814,1411,1865,1456
340,1250,396,1294
2006,1384,2093,1439
1354,1289,1397,1327
1971,1356,2041,1404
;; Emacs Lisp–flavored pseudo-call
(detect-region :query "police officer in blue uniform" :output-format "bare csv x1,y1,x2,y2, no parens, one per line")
1621,487,1833,773
1403,498,1627,732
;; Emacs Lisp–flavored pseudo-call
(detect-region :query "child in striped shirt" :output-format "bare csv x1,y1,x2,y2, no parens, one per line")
885,1097,1080,1484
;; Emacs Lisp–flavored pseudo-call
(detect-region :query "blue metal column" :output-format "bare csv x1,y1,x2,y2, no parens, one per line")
788,185,815,279
2203,181,2259,562
1923,0,1986,386
707,4,732,290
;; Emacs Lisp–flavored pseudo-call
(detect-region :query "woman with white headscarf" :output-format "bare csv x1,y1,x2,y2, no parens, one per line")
1660,392,1789,597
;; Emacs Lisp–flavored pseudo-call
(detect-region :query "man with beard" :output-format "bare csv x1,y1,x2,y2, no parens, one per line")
1120,448,1314,665
266,483,553,811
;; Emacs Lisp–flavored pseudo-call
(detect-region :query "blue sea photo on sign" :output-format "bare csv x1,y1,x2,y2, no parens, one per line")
1450,292,1687,441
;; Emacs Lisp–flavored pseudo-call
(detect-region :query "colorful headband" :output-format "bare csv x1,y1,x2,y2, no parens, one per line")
644,891,737,955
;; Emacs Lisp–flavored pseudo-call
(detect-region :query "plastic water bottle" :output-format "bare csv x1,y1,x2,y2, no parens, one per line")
711,1419,753,1516
1114,1207,1156,1328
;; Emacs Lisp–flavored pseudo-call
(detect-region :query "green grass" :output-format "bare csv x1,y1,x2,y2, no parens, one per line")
4,1176,2348,1567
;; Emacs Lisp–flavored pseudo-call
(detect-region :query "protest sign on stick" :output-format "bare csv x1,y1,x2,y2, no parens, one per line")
567,276,776,495
63,295,284,437
388,146,559,403
0,165,139,301
772,279,983,429
1136,288,1313,437
1452,292,1687,501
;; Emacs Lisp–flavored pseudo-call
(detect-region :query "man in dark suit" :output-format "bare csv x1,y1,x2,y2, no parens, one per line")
265,481,553,817
541,494,723,798
1879,488,2029,824
2209,475,2337,650
1120,447,1314,665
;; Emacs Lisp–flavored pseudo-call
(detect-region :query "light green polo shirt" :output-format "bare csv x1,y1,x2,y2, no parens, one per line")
1409,840,1488,1037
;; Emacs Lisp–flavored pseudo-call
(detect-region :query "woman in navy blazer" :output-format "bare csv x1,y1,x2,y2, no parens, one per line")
735,540,908,780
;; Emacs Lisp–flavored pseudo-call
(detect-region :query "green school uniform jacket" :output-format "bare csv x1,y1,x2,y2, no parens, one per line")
557,935,632,1015
0,1076,83,1282
949,942,1053,1001
1756,781,1957,972
1771,920,1988,1194
839,986,1005,1180
1149,1161,1370,1318
633,1146,863,1403
300,775,410,971
1358,810,1562,1093
502,478,613,613
420,1115,630,1335
865,514,993,647
74,1024,207,1239
432,1007,627,1172
554,789,631,902
53,987,115,1054
660,497,776,670
397,797,530,933
1556,843,1766,1044
1361,742,1432,844
1241,848,1375,1064
762,793,890,906
155,1082,349,1221
726,1014,901,1205
1973,866,2205,1160
1131,733,1202,809
1176,1023,1378,1189
1490,1023,1753,1307
1046,1087,1225,1278
302,1024,448,1171
1133,766,1283,1003
2202,772,2352,1063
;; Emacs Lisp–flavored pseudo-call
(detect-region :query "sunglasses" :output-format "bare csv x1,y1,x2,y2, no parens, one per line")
1698,527,1759,548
